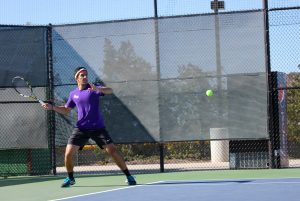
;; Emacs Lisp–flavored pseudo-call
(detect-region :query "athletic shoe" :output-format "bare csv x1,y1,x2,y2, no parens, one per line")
126,175,137,185
61,177,76,187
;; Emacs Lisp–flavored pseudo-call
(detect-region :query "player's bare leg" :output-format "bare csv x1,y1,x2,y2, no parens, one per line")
104,144,136,185
61,144,80,187
104,144,127,170
64,144,80,172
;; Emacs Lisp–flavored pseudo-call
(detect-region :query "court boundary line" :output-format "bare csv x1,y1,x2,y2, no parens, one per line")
48,181,163,201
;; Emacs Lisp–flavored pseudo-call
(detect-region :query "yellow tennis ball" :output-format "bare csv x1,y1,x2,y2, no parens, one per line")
206,89,213,97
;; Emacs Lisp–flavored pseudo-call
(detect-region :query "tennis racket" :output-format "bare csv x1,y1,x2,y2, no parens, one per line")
11,76,45,105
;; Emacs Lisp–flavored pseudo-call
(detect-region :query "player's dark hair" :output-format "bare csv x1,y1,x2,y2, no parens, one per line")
74,67,86,78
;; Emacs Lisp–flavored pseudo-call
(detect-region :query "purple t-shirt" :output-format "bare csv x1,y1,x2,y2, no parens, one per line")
65,84,105,129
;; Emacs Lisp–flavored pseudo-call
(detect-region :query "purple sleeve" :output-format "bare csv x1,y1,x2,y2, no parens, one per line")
65,93,76,108
95,84,105,96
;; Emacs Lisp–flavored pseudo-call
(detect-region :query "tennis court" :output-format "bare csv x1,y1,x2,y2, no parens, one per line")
1,169,300,201
53,178,300,201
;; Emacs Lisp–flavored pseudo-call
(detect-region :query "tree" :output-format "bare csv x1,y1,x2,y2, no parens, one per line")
102,38,154,82
159,63,215,140
287,73,300,149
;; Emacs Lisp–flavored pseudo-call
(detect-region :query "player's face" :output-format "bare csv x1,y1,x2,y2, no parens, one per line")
77,71,88,84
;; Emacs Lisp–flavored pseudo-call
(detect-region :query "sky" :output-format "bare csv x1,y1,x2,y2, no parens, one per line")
0,0,299,25
0,0,263,25
0,0,299,73
0,0,154,25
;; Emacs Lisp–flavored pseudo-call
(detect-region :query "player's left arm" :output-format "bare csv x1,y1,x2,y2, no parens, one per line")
89,83,113,94
98,86,113,94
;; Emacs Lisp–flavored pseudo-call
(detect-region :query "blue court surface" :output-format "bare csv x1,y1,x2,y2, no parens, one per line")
51,178,300,201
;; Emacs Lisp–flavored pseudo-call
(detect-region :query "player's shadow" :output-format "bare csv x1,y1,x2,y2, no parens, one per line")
148,180,253,185
73,184,130,188
0,176,64,187
73,180,252,188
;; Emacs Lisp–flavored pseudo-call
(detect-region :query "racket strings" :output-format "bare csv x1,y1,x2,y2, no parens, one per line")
12,78,32,97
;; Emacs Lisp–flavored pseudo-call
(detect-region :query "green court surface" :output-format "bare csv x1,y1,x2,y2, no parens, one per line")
0,169,299,201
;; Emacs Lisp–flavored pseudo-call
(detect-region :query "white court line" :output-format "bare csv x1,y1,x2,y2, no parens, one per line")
48,181,163,201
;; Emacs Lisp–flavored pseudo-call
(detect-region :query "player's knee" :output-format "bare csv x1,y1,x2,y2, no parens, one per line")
106,145,117,155
65,151,73,160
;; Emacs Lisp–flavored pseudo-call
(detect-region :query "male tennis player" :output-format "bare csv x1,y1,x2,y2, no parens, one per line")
42,67,136,187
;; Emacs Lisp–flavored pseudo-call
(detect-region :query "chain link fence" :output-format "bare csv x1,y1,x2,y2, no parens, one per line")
268,0,300,168
0,0,299,176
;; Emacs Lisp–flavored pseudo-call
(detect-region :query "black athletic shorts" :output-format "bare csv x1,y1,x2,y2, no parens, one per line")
68,128,114,149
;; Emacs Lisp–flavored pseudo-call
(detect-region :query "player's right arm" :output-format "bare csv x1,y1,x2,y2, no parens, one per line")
42,104,72,115
52,105,72,115
42,91,75,115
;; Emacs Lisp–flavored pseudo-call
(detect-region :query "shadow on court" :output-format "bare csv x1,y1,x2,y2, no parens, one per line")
0,174,116,187
72,179,253,188
147,180,253,185
73,184,128,188
0,176,62,187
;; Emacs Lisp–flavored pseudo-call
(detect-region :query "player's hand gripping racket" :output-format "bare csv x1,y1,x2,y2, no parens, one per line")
12,76,45,105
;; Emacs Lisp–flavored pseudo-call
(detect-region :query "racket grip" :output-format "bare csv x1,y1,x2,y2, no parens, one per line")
38,100,45,105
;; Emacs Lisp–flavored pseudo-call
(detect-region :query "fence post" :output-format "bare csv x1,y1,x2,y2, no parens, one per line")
159,143,164,172
154,0,164,173
47,24,56,175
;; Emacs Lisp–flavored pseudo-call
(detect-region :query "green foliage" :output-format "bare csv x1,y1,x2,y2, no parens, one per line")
286,73,300,157
164,141,210,160
287,73,300,142
88,141,210,164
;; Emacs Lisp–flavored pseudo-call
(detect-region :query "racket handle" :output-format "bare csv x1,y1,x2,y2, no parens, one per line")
38,100,45,105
